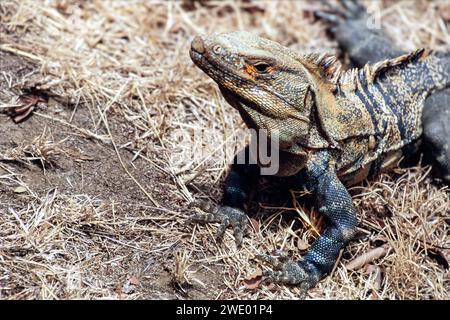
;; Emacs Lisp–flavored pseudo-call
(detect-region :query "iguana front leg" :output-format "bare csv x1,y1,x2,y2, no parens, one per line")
189,145,260,247
258,152,358,291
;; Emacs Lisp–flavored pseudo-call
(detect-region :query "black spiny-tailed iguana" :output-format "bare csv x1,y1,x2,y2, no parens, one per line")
188,0,450,293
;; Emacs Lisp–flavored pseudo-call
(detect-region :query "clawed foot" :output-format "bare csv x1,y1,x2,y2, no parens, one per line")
255,253,320,296
314,0,367,31
188,200,248,248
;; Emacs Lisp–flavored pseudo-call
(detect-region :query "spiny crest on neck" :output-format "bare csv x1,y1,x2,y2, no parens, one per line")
301,52,342,84
301,48,428,91
339,48,427,90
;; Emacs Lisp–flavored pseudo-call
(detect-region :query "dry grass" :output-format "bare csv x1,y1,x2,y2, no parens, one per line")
0,0,449,299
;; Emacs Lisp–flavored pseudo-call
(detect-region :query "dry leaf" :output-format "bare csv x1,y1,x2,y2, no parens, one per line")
13,186,27,194
6,92,47,123
128,276,140,286
243,269,263,290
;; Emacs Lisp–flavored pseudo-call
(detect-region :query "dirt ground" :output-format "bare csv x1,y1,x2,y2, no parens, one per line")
0,0,449,300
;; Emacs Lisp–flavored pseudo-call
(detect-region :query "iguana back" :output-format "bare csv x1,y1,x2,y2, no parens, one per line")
325,50,450,184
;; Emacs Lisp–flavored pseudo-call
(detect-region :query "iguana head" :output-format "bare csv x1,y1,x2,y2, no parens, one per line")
190,31,338,149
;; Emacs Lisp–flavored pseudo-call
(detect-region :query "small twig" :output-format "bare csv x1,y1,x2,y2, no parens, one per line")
34,112,111,143
96,80,160,207
329,248,344,278
0,44,43,62
346,244,389,271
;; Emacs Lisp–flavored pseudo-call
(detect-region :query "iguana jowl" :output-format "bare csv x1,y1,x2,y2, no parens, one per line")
189,6,450,291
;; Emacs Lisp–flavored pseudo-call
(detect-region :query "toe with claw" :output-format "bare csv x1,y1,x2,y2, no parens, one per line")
256,253,320,296
188,201,248,248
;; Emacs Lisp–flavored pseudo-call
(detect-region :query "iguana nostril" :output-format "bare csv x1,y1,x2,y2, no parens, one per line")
191,36,205,54
213,45,223,55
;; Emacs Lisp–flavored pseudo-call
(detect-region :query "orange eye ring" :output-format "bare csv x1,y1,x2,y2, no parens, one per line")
252,61,273,74
253,62,272,74
244,63,273,79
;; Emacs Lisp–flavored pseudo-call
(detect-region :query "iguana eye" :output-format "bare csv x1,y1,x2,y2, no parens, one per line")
253,62,271,73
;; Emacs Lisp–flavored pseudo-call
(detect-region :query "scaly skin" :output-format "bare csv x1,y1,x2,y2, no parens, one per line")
315,0,450,183
189,4,450,293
